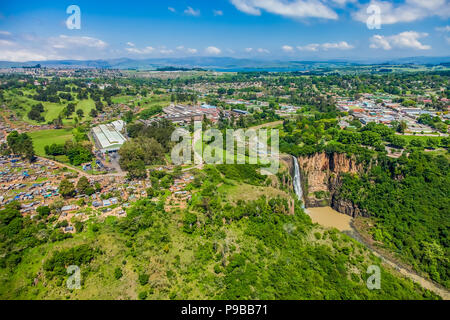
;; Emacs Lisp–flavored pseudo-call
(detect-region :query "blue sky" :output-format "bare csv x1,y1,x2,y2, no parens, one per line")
0,0,449,61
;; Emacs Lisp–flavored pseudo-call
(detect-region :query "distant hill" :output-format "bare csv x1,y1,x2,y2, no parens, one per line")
0,56,449,71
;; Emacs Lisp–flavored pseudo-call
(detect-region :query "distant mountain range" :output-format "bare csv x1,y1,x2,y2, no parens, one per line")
0,56,449,71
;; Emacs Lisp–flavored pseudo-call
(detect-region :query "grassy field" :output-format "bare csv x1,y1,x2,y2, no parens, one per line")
29,129,74,157
111,95,136,105
398,134,443,142
75,99,95,121
4,90,95,125
112,94,171,109
218,182,289,203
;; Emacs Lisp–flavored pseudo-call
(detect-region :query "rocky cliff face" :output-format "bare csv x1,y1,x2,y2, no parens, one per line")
296,153,368,217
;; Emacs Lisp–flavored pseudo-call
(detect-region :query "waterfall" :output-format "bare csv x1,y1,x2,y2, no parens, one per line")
292,155,305,209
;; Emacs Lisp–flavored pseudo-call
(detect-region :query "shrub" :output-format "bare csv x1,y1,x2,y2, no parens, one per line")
138,291,147,300
138,273,149,286
114,267,123,280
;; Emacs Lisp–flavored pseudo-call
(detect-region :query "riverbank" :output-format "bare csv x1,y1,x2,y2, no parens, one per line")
350,217,450,300
305,206,449,300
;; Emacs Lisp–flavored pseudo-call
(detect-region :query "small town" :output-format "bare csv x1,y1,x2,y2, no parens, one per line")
0,0,449,304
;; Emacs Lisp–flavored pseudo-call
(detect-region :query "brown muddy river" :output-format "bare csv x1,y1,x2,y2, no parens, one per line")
306,206,449,299
306,206,353,232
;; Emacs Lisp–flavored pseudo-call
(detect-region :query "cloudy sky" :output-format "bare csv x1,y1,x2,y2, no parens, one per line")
0,0,449,62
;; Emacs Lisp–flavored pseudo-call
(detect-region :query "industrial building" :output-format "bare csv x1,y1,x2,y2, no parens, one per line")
91,120,127,153
162,104,219,124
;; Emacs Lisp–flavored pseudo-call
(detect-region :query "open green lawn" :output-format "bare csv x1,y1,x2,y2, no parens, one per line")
112,94,170,108
75,99,95,121
398,134,443,143
29,128,74,157
4,91,95,125
111,95,135,104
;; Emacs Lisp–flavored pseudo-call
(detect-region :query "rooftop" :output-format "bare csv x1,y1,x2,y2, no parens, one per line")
92,120,127,151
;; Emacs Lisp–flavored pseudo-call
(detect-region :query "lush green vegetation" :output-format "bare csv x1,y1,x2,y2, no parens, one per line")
280,113,449,288
29,129,74,158
4,131,35,160
0,70,448,300
0,165,439,299
335,152,450,287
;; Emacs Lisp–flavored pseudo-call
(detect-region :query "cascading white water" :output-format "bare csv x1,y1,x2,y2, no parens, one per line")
292,155,305,209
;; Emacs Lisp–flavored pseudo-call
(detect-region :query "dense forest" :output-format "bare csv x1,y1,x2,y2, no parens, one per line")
335,152,449,288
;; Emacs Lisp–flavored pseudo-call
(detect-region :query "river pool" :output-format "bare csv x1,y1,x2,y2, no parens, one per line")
306,206,353,232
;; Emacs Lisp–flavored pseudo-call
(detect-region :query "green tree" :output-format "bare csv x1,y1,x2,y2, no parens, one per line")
59,178,76,198
7,131,35,161
36,206,51,218
76,109,84,118
90,108,98,118
76,176,94,195
119,137,164,179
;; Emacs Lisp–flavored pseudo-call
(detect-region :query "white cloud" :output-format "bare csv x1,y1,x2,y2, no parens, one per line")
205,46,221,55
126,46,155,54
369,35,392,50
257,48,270,53
230,0,338,19
331,0,356,5
213,10,224,16
49,35,108,49
370,31,431,50
127,42,135,47
297,41,353,51
241,46,269,55
0,30,11,36
297,43,320,51
321,41,353,50
436,25,450,32
231,0,261,15
0,32,109,62
0,49,62,62
168,7,176,13
408,0,446,10
184,6,200,16
160,48,174,55
282,45,294,52
353,0,450,25
175,46,198,54
0,39,14,47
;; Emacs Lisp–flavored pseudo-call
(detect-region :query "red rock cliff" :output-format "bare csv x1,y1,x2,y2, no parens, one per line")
296,153,368,216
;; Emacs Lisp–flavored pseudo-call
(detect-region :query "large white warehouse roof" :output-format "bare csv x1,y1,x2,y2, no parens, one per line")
91,120,127,152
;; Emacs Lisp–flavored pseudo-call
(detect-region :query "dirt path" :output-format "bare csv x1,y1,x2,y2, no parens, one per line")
396,132,449,137
348,223,450,300
37,156,127,178
250,120,283,130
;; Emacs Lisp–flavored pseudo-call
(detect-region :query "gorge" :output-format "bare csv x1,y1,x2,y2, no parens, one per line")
289,153,450,299
294,152,368,217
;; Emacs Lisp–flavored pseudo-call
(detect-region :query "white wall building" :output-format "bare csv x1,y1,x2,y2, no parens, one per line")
91,120,127,153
